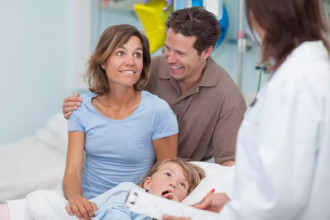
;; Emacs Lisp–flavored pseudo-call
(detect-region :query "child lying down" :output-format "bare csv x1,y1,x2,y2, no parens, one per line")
0,158,205,220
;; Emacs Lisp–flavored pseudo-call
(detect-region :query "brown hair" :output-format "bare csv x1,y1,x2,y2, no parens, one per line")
245,0,330,71
144,158,205,195
85,24,151,95
166,7,220,55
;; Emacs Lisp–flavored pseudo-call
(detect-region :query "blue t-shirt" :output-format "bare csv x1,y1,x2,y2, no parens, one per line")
68,91,178,199
91,182,151,220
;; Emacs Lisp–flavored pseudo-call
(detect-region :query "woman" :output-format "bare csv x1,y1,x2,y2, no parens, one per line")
0,24,177,220
164,0,330,219
62,24,178,219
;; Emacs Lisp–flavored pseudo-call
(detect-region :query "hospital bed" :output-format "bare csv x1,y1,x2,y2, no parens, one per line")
0,112,235,209
0,112,67,203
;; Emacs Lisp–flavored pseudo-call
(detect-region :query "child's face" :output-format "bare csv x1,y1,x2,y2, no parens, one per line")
143,162,189,202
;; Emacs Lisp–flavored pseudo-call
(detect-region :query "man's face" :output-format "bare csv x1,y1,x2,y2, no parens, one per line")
143,162,189,202
164,28,209,83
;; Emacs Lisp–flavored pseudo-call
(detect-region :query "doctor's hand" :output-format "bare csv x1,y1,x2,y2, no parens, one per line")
193,192,230,213
62,92,82,119
162,215,191,220
65,195,98,220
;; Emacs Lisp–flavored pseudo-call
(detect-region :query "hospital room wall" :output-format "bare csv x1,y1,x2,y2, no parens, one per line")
0,0,74,145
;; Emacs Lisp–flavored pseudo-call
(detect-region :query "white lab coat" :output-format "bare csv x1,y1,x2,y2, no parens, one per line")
218,41,330,220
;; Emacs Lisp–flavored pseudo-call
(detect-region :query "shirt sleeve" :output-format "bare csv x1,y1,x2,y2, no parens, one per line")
67,107,84,132
91,182,140,220
93,204,131,220
152,98,179,140
218,78,321,219
212,90,246,164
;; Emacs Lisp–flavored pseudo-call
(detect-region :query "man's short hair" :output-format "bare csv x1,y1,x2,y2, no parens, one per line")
166,7,220,55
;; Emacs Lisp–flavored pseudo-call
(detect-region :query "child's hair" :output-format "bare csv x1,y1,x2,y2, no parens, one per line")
144,158,205,194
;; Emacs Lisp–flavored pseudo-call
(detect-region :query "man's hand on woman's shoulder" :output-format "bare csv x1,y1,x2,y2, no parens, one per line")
62,92,82,119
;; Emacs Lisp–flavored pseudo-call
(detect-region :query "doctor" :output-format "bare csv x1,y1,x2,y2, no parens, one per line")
164,0,330,219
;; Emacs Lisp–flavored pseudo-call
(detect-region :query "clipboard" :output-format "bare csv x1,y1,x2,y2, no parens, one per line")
125,189,219,220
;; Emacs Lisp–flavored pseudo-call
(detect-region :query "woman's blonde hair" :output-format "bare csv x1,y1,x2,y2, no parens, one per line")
144,158,205,194
85,24,151,95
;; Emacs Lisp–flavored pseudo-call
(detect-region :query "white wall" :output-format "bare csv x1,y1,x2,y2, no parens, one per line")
0,0,74,144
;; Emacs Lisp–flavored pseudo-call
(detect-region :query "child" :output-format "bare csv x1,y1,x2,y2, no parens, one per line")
76,158,205,220
0,159,204,220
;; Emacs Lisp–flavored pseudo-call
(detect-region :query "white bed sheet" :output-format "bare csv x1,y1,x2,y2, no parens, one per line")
0,112,67,203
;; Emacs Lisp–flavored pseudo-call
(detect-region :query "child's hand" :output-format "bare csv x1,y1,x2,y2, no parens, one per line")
65,195,98,220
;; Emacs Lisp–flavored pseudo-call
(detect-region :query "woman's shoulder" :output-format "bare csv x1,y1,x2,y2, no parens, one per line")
273,41,329,85
80,92,97,104
70,92,96,117
141,90,169,107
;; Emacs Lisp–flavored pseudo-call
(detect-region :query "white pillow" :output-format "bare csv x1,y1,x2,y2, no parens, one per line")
182,162,235,205
35,111,68,155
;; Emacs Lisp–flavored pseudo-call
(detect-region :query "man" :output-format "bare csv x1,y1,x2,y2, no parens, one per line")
62,7,246,166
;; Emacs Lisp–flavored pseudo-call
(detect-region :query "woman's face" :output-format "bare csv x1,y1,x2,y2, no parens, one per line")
101,36,143,89
251,14,265,42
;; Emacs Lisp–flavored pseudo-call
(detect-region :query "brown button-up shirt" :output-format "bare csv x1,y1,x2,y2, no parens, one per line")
145,55,246,164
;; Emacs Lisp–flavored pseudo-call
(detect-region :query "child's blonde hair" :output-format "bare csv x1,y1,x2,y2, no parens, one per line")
144,158,205,194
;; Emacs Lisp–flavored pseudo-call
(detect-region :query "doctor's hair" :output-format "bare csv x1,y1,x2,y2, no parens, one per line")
166,7,220,55
85,24,151,95
245,0,330,71
143,158,205,194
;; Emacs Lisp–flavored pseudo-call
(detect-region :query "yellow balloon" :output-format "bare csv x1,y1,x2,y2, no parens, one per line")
134,0,171,53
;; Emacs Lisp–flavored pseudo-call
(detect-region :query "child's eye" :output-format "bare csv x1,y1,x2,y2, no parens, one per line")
164,172,171,178
179,182,186,189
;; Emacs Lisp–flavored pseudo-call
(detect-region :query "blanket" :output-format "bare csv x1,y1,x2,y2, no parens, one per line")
7,163,235,220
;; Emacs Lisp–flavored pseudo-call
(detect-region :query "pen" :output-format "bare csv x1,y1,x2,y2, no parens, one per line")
200,188,215,203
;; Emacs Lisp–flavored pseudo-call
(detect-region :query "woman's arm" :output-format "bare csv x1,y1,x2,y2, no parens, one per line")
63,131,97,220
152,134,178,161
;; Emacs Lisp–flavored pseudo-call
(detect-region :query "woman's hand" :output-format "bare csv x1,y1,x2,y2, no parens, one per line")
65,195,98,220
193,193,230,213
